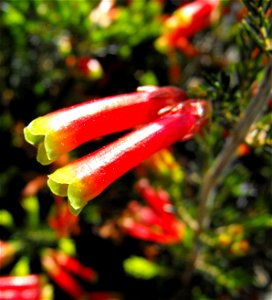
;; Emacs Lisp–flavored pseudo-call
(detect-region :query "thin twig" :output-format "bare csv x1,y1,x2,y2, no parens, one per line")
182,56,272,285
197,56,272,233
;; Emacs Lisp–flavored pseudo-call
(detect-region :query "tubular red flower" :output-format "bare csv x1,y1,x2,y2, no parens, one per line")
136,178,174,219
165,0,219,36
155,0,220,54
41,252,85,299
50,250,97,282
125,201,166,228
0,275,42,300
48,99,211,214
123,222,172,244
24,86,187,165
135,179,180,235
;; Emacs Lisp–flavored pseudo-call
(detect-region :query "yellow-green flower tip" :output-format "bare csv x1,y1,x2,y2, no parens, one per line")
37,142,54,165
47,168,88,216
47,177,68,197
24,117,51,144
24,117,63,165
24,124,43,147
67,180,88,215
24,117,53,165
47,166,74,195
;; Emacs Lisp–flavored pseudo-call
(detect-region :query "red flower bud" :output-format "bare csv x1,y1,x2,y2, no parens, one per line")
76,57,103,80
123,221,172,244
236,143,250,157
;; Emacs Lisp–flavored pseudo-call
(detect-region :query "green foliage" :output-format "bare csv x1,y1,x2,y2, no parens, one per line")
123,256,165,279
0,210,14,228
89,0,161,57
241,0,272,52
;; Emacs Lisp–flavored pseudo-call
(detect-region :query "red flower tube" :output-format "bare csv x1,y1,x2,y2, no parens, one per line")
164,0,219,37
50,250,97,282
0,275,42,300
155,0,220,54
123,221,172,244
136,179,174,219
127,201,164,223
135,179,179,234
48,99,211,214
41,253,85,299
24,86,187,165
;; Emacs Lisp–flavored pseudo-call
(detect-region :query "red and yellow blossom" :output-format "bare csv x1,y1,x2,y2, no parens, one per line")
155,0,220,55
24,86,187,165
47,99,211,214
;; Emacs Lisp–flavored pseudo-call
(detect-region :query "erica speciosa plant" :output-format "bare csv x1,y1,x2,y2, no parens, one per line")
24,86,211,214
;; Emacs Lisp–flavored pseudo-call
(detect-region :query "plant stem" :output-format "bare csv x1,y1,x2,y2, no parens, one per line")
183,56,272,285
197,56,272,233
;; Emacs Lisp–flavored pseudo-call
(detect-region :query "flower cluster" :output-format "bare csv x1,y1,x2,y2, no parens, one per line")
24,86,211,214
120,179,185,244
0,248,99,300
